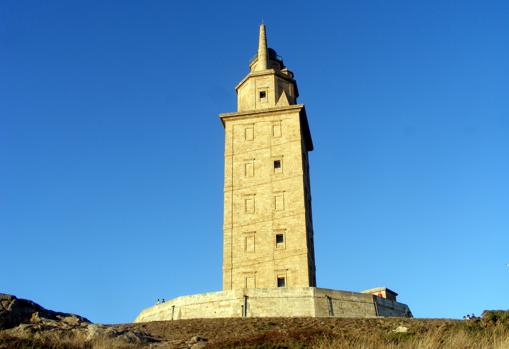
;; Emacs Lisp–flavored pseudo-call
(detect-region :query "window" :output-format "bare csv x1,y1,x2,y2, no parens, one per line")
244,195,255,213
245,126,254,141
245,274,256,288
244,232,255,252
244,160,254,177
276,270,288,287
258,90,268,105
274,192,285,211
272,121,282,137
275,233,285,249
273,158,283,174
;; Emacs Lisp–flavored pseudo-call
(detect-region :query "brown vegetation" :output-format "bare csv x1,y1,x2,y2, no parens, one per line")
1,311,509,349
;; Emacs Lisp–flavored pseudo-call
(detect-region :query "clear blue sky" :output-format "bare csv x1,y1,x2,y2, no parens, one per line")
1,1,508,324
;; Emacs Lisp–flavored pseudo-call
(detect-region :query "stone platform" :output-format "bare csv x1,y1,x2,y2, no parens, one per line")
134,287,412,322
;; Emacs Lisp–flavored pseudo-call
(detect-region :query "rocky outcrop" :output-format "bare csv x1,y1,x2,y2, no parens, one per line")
0,293,90,330
0,294,160,348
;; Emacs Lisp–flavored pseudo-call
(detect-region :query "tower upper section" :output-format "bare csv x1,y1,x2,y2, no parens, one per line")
236,24,299,112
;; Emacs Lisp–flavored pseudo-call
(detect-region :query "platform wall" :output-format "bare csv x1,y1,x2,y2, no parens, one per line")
134,287,412,322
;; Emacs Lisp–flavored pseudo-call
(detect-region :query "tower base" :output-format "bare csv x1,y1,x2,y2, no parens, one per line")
134,287,412,322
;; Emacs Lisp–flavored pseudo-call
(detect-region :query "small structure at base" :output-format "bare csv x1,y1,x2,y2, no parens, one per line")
362,287,399,302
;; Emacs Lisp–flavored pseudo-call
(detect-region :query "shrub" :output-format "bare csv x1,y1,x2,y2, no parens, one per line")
482,310,509,326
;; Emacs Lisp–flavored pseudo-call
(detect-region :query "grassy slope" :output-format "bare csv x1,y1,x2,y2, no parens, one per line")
1,312,509,348
135,315,509,348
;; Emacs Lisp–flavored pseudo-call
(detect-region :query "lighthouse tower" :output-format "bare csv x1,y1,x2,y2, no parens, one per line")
134,25,413,322
220,24,316,290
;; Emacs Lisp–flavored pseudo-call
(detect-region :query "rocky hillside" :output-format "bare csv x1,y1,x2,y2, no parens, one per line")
1,293,508,349
0,293,157,348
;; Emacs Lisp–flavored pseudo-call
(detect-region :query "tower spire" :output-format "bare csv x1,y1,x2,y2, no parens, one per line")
256,23,268,71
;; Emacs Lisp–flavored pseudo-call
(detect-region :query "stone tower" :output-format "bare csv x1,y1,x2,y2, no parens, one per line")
220,24,316,290
135,25,412,322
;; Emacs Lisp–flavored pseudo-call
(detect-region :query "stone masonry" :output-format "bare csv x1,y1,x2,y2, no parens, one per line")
220,24,316,290
134,24,412,322
134,288,411,322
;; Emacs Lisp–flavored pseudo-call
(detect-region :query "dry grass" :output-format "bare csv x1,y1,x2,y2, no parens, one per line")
0,331,140,349
1,311,508,349
201,312,509,349
0,332,85,349
312,328,509,349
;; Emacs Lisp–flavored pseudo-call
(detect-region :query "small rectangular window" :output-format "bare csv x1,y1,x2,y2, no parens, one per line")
244,233,255,252
245,126,254,141
244,160,254,177
275,231,286,249
273,158,283,174
259,91,266,99
245,275,255,288
244,195,255,214
274,192,284,211
272,121,282,137
277,277,286,288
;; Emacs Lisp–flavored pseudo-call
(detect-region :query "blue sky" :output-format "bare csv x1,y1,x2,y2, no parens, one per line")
1,0,508,324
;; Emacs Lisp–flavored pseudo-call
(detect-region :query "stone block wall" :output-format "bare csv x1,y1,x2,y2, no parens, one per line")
221,105,315,291
134,287,412,322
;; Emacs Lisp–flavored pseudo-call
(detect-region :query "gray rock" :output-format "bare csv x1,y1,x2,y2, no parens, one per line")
191,342,208,349
0,293,90,330
187,335,208,344
187,335,208,348
393,325,408,333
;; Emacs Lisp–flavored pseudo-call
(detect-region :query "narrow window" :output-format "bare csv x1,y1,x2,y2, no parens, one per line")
245,126,254,141
245,275,255,288
244,160,254,177
275,233,285,249
274,192,284,211
273,158,283,174
244,233,255,253
272,121,282,137
244,195,255,214
277,277,286,288
258,90,268,105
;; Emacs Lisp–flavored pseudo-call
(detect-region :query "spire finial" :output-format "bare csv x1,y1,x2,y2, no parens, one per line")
256,23,268,71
